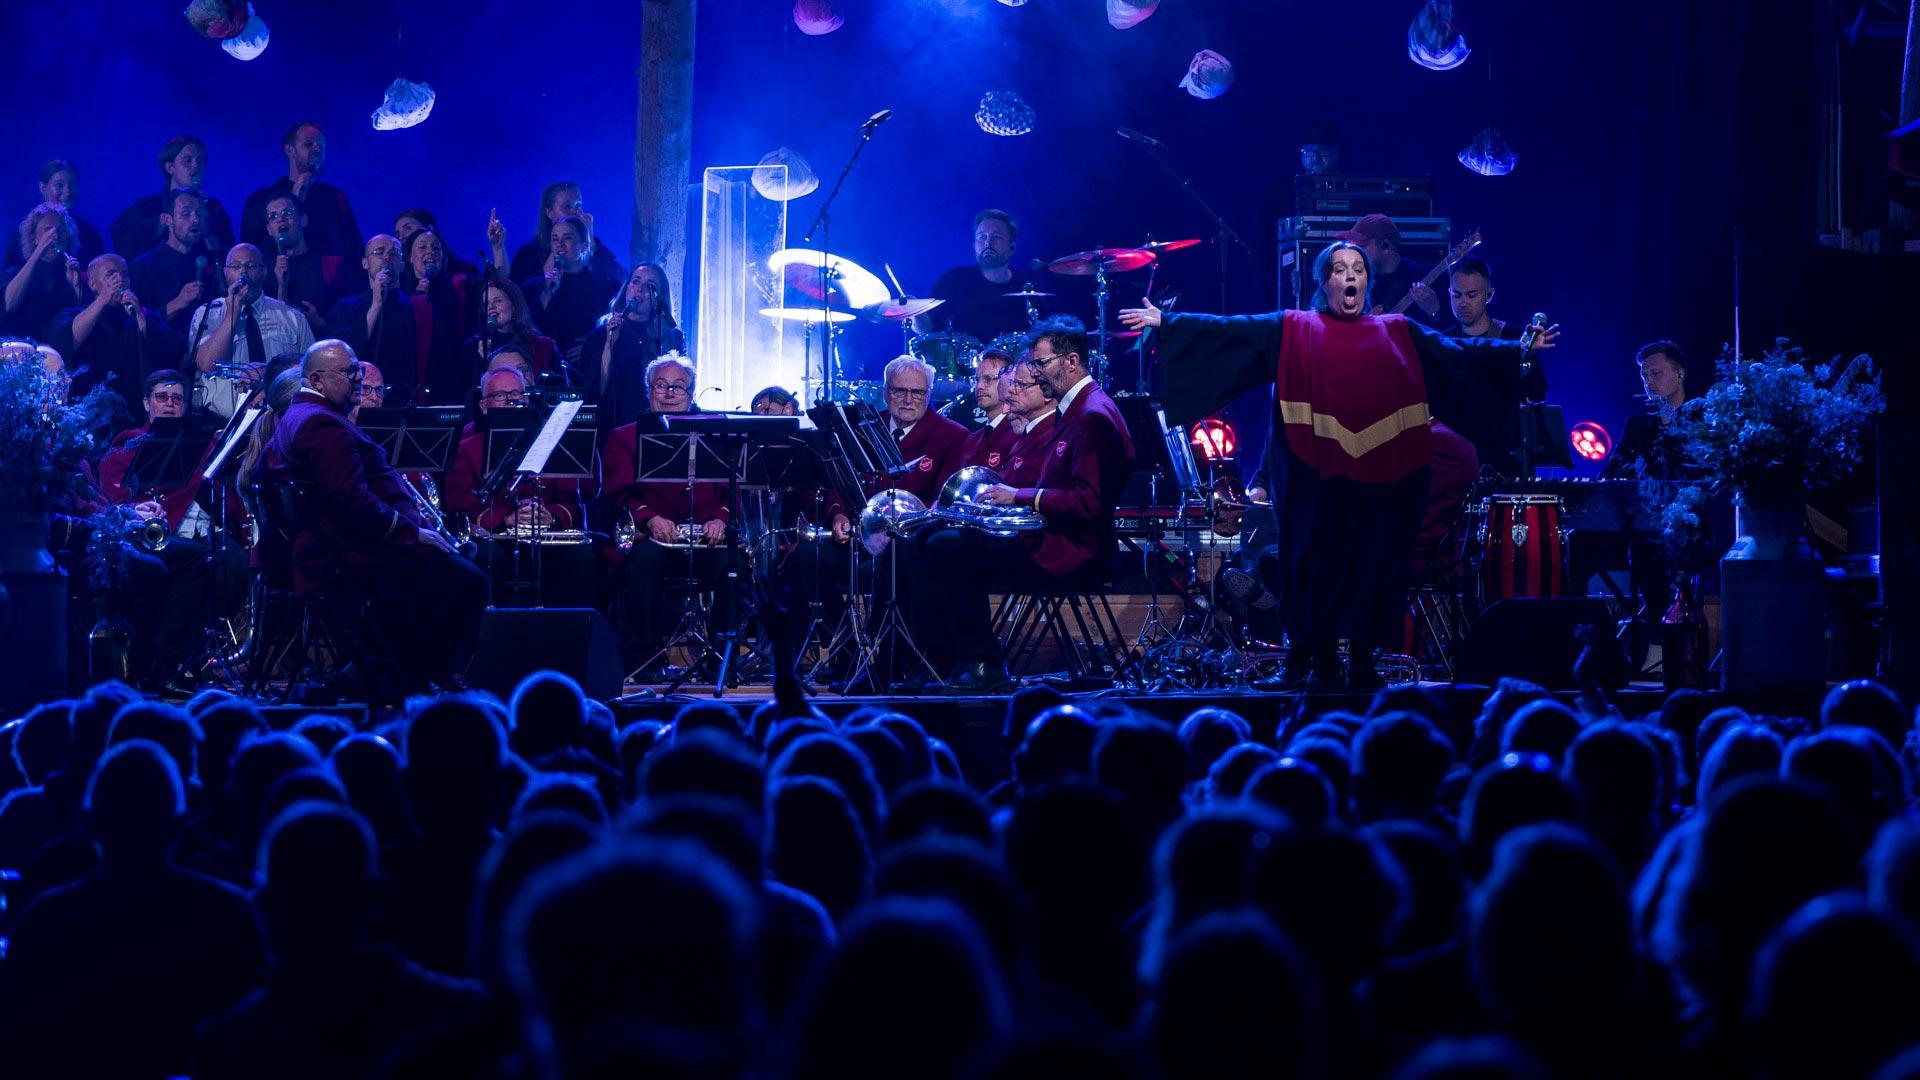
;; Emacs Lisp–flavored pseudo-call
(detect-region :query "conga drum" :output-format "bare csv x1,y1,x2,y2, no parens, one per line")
1477,494,1566,602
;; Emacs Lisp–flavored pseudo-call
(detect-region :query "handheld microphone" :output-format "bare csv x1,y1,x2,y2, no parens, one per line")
1117,126,1165,149
194,254,209,278
274,233,292,255
860,109,894,130
1519,311,1548,353
623,295,640,317
485,312,500,334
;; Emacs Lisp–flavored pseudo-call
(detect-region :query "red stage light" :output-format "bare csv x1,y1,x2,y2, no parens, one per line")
1190,418,1236,461
1570,420,1611,462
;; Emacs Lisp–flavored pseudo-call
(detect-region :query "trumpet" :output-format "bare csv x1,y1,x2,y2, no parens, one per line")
396,472,476,559
129,515,171,552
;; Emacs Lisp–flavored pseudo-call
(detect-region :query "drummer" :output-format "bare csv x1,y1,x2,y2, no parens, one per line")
912,209,1037,340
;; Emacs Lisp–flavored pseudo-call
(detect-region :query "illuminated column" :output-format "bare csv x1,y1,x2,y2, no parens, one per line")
696,166,789,412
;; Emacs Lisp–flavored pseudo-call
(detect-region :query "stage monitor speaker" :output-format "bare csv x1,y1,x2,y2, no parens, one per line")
465,608,624,701
1458,598,1618,690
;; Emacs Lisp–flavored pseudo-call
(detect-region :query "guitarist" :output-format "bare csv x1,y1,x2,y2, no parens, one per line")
1340,214,1444,326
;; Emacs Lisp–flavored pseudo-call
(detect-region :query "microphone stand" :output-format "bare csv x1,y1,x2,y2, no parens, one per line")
801,117,886,404
1136,140,1251,315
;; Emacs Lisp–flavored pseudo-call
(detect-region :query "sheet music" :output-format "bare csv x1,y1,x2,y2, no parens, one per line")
516,398,583,476
201,408,262,483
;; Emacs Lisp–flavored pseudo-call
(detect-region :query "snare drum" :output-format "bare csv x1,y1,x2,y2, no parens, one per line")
1477,494,1566,601
907,332,982,380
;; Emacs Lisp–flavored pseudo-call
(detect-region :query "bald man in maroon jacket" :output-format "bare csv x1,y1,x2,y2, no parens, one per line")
600,378,746,675
904,320,1133,689
262,339,486,689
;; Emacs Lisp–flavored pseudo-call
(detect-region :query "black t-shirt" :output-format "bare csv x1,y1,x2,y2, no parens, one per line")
129,243,222,333
2,259,85,340
928,265,1032,342
523,268,621,363
1441,319,1548,477
111,192,236,261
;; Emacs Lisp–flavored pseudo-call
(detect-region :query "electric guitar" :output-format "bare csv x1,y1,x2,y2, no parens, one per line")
1373,229,1483,316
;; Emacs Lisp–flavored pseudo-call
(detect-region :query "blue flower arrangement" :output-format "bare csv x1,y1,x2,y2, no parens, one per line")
1675,340,1884,505
0,349,115,512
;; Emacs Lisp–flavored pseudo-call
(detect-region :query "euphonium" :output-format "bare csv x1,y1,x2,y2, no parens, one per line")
396,472,476,559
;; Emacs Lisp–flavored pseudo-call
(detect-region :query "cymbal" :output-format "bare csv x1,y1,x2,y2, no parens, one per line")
1046,247,1156,276
766,248,890,309
759,305,860,324
1002,288,1056,299
1143,237,1202,254
862,297,944,321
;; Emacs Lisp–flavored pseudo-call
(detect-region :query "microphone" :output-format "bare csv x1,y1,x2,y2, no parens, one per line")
1118,126,1165,149
860,109,894,130
1518,311,1548,353
274,233,292,255
485,312,500,334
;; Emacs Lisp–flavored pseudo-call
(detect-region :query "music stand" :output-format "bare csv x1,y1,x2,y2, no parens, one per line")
1515,403,1573,475
477,401,597,608
125,417,209,497
802,402,942,692
359,405,468,473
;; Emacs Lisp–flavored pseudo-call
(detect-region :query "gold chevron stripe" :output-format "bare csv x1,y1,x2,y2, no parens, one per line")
1277,400,1431,459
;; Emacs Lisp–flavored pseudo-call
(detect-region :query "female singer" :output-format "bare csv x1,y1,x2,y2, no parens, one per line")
398,228,476,404
4,203,86,340
462,272,561,384
580,262,687,429
1120,241,1558,690
504,181,625,284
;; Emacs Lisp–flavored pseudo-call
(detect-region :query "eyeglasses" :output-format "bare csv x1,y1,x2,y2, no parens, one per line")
264,209,299,223
313,364,362,379
148,391,186,404
366,246,399,259
886,385,928,400
1029,352,1067,367
481,390,528,405
650,381,690,395
1008,379,1041,391
357,384,388,397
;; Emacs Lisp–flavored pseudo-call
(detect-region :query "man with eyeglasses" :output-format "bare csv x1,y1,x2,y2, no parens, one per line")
904,319,1135,689
601,352,741,676
825,355,968,542
262,193,345,335
958,348,1016,471
443,366,596,607
997,355,1058,487
349,359,386,423
327,235,416,401
48,254,185,421
95,368,251,672
242,122,363,259
188,243,314,417
263,339,486,692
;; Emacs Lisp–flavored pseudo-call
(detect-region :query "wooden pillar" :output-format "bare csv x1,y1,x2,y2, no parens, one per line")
636,0,697,317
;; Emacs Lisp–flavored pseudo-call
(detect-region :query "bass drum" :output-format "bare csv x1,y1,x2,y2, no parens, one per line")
907,332,982,380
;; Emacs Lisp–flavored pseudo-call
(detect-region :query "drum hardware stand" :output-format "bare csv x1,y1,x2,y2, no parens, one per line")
1123,127,1252,315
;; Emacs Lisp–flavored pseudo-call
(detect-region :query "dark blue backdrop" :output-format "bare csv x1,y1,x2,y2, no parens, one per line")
0,0,1810,471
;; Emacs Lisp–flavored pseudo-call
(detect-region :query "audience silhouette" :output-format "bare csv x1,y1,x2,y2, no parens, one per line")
1,673,1918,1076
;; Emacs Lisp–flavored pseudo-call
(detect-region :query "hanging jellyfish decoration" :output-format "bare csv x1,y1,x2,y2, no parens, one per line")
183,0,249,39
219,6,270,61
1457,126,1516,176
1107,0,1158,30
792,0,844,36
1178,50,1235,101
372,78,437,131
995,0,1028,7
1407,1,1472,71
752,147,820,202
975,92,1036,137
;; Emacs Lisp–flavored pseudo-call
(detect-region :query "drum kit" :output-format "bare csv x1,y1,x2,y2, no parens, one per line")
757,237,1203,403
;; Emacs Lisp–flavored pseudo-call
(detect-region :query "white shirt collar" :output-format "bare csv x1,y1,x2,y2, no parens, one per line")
891,418,915,438
987,412,1006,430
1056,374,1094,415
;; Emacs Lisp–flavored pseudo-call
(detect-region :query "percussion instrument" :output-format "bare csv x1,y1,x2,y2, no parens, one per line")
862,297,944,321
986,330,1030,358
1142,237,1203,254
1046,247,1157,276
907,331,983,379
1000,288,1056,300
1475,494,1567,601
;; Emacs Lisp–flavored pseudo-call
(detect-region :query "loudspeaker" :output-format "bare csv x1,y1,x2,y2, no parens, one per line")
1458,598,1619,689
465,608,625,701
